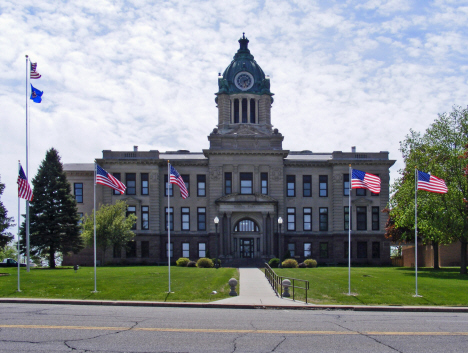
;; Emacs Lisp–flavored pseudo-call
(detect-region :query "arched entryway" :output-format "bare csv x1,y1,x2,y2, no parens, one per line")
234,219,259,258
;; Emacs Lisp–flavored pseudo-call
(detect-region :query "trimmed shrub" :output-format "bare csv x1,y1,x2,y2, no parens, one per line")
298,262,306,268
196,257,214,268
212,258,221,267
304,259,318,268
187,261,197,267
176,257,190,267
282,259,298,268
268,258,280,268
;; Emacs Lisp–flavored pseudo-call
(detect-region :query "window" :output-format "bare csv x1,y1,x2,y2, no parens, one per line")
343,174,349,196
181,207,190,230
303,207,312,231
165,207,173,231
141,241,149,258
320,242,328,259
74,183,83,203
319,175,328,197
287,208,296,231
113,173,121,195
303,175,311,197
372,206,380,230
344,206,349,231
198,243,206,258
127,206,136,230
141,173,149,195
234,219,259,232
304,243,312,258
197,175,206,197
164,175,173,197
242,98,248,123
182,242,190,258
357,206,367,230
166,242,173,258
233,99,239,123
126,173,136,195
250,98,256,123
319,207,328,231
240,173,253,194
182,175,190,195
261,173,268,195
287,175,295,197
344,241,351,258
77,213,84,227
356,188,366,196
225,172,232,195
141,206,149,230
357,241,367,259
197,207,206,231
288,243,295,257
372,242,380,259
113,244,121,258
126,241,136,258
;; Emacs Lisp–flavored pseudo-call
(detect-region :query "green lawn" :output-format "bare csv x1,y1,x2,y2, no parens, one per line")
0,266,238,302
274,267,468,306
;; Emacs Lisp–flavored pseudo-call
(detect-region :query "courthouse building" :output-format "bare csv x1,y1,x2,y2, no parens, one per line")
64,35,395,266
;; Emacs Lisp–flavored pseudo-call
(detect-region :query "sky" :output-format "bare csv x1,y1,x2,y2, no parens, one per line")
1,0,468,238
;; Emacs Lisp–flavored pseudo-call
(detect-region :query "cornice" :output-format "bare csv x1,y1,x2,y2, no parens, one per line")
203,149,289,158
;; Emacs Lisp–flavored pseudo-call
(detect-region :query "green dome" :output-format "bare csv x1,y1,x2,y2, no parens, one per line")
217,34,272,96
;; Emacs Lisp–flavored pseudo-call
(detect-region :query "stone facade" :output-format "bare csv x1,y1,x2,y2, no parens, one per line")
63,35,395,266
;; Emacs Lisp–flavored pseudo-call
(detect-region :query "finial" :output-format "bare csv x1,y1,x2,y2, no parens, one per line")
243,32,245,39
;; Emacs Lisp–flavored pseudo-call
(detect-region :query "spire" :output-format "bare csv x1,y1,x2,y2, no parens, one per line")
238,33,249,51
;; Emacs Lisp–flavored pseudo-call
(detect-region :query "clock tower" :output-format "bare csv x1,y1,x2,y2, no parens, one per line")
209,34,283,151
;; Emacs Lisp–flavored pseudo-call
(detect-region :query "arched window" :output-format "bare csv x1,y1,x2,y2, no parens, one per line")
234,219,259,232
234,99,239,123
250,99,256,123
242,98,248,123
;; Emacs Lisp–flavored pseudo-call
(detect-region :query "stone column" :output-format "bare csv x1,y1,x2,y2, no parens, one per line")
227,212,232,256
262,212,268,256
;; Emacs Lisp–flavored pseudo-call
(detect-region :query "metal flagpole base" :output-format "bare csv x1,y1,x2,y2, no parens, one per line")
16,290,22,293
91,291,99,293
413,294,422,298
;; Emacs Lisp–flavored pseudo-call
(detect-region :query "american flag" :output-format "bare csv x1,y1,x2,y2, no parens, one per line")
351,169,381,194
18,164,33,201
96,164,126,194
417,171,448,194
30,62,41,79
170,164,188,199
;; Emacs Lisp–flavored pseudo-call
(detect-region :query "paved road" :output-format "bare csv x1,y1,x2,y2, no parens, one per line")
1,303,468,352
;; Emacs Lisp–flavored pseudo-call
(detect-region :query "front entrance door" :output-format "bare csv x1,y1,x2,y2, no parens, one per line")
239,238,254,258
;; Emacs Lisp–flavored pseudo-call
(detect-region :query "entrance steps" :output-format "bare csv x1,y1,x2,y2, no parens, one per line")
222,257,266,268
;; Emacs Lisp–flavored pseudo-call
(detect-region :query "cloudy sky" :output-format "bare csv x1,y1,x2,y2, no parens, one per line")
1,0,467,237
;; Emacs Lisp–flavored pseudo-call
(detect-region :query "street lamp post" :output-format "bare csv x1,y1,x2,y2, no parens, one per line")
278,217,283,268
214,216,219,268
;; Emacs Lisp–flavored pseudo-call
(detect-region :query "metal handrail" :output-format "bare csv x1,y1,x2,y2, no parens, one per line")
264,263,310,303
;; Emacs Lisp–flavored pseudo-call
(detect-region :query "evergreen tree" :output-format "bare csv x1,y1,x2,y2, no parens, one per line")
0,179,15,248
20,148,83,268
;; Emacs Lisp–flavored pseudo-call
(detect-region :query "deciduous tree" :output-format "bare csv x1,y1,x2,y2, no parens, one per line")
387,106,468,274
0,180,14,248
81,200,136,264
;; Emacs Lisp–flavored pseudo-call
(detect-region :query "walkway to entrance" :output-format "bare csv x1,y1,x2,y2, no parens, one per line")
213,268,309,306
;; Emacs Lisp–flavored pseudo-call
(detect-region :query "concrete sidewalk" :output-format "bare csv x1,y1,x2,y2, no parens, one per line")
212,268,309,306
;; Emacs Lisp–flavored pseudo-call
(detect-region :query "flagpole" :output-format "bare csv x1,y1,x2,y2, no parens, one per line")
93,162,97,292
25,55,31,272
167,161,171,293
17,162,21,292
414,167,419,297
348,164,352,295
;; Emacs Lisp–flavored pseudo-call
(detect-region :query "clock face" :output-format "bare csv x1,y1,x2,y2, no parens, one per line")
234,71,254,91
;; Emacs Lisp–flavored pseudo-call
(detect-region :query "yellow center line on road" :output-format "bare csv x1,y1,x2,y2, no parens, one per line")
1,325,468,336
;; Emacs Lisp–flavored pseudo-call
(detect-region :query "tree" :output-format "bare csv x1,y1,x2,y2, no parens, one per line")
387,106,468,274
0,180,15,248
20,148,83,268
81,200,137,264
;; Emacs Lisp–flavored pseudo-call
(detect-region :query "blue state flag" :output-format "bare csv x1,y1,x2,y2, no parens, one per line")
30,84,43,103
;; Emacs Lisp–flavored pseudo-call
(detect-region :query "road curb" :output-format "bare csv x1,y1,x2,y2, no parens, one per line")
1,298,468,312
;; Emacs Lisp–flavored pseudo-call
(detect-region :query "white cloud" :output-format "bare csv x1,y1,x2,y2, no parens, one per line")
1,0,467,239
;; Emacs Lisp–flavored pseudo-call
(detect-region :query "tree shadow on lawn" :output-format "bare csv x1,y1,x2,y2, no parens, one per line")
395,267,468,280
